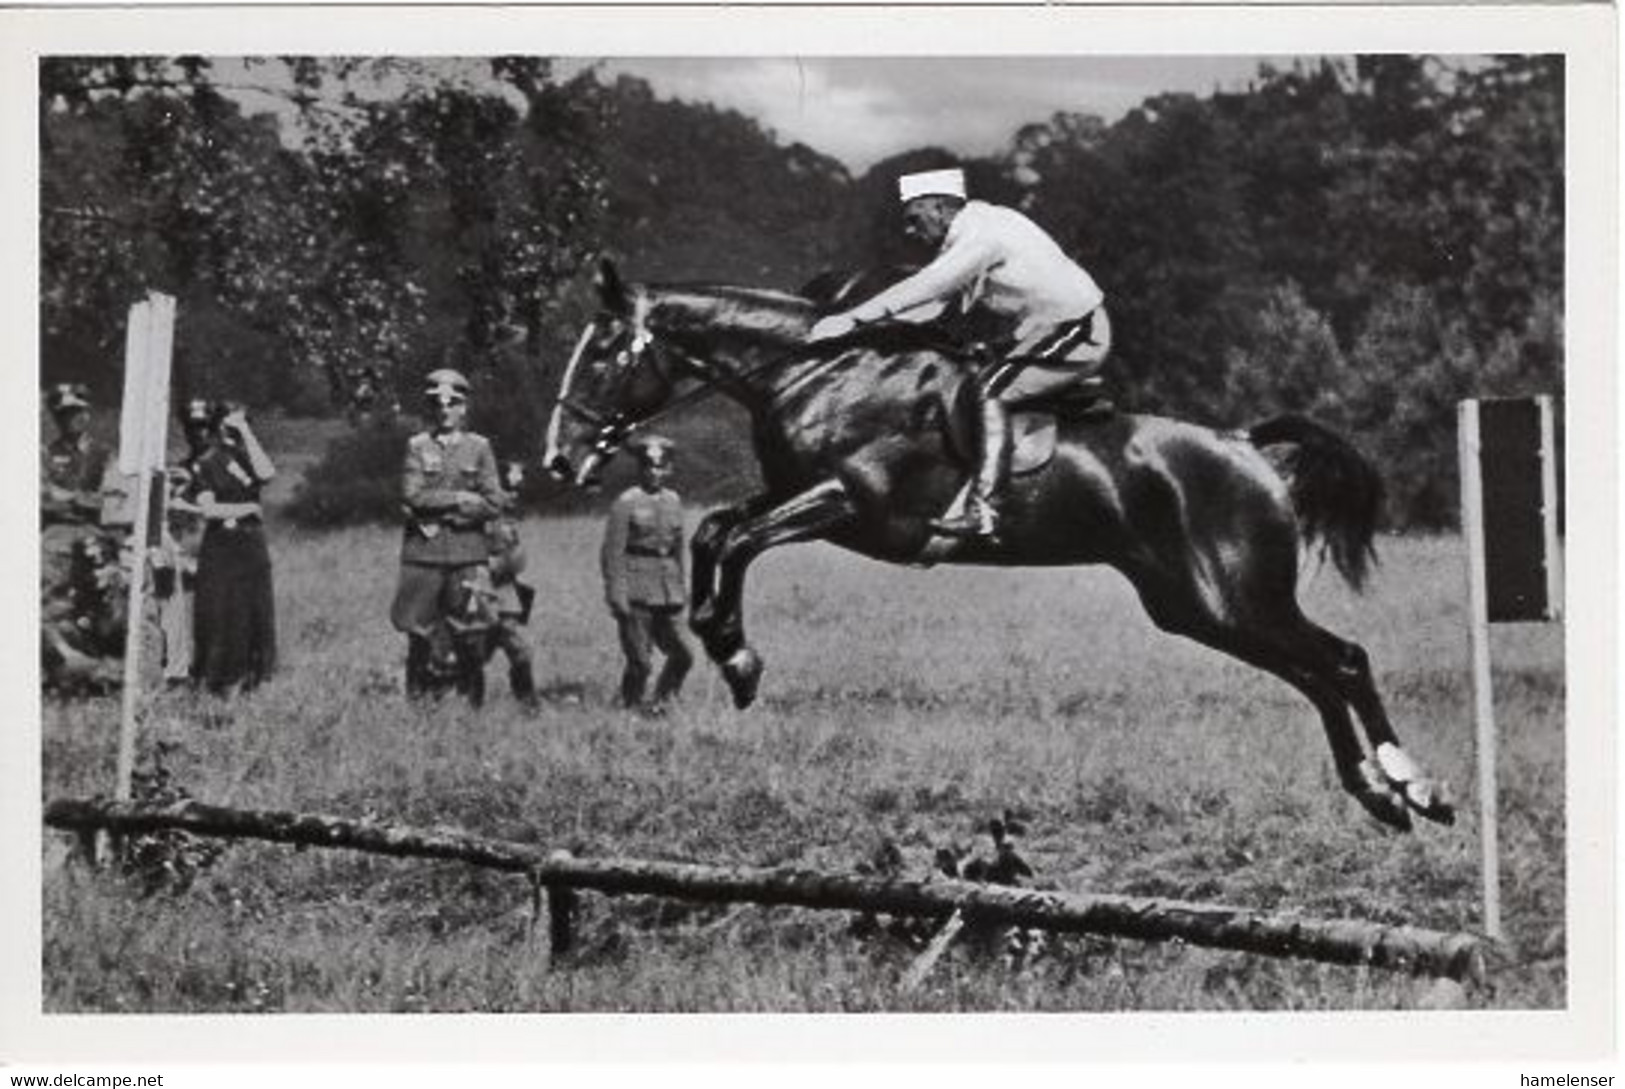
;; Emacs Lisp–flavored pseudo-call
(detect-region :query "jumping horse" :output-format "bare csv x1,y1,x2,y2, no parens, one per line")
544,260,1455,832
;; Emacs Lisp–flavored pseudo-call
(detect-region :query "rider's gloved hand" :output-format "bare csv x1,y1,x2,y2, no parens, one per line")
809,313,858,342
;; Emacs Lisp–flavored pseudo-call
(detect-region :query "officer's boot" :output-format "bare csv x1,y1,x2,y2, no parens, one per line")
455,638,486,708
620,663,649,710
510,657,540,710
405,636,432,699
651,643,694,711
930,380,1010,540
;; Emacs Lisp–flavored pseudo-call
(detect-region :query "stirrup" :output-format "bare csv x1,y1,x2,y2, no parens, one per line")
930,503,999,540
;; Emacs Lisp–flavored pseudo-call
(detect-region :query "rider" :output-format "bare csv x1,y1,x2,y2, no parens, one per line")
808,167,1112,540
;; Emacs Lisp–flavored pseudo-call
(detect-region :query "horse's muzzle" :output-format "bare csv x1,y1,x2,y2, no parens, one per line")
546,450,603,490
545,452,573,482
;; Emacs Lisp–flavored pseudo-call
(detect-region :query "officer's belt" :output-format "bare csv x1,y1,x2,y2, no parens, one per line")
207,514,262,529
626,544,678,558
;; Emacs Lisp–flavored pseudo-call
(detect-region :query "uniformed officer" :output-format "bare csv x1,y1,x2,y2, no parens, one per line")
601,436,693,714
486,460,540,709
390,368,503,704
40,383,125,692
40,383,113,597
809,167,1112,540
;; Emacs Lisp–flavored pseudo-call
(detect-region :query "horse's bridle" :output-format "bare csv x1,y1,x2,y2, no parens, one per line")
558,302,826,467
554,322,655,456
557,315,741,457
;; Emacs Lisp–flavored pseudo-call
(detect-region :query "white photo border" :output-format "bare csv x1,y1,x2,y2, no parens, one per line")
1,2,1616,1065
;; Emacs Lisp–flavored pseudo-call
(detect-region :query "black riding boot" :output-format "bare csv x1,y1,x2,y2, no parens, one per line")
931,382,1010,539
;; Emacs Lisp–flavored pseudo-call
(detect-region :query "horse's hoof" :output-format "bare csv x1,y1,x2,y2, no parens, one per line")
1354,757,1412,830
1403,778,1457,826
722,647,763,709
1370,748,1456,827
1355,788,1413,832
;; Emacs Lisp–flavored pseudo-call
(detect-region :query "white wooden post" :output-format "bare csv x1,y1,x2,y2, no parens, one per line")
1457,393,1562,943
1456,400,1500,940
1537,396,1563,619
114,292,175,803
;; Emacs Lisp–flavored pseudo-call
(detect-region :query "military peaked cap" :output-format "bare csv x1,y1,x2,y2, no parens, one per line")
46,383,91,413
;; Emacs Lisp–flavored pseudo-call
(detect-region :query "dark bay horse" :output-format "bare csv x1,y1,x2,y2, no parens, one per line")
544,261,1454,833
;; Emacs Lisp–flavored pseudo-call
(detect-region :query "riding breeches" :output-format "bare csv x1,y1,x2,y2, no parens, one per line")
986,306,1112,403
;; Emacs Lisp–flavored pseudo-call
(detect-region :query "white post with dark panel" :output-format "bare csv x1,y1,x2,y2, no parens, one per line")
1456,394,1562,941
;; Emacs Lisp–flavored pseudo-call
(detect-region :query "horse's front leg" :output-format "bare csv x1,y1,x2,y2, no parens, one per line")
692,479,857,709
689,494,776,629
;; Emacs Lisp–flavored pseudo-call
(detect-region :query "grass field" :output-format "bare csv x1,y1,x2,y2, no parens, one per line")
40,509,1566,1012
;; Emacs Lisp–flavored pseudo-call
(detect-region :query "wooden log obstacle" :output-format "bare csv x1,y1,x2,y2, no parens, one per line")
43,798,1487,984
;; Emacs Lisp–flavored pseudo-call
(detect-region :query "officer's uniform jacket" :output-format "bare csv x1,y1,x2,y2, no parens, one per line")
400,429,501,566
41,435,117,603
41,435,111,527
601,485,686,610
847,200,1105,340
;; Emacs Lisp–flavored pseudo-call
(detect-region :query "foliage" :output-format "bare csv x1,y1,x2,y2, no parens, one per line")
979,55,1562,526
41,54,1563,529
40,57,606,415
120,740,227,896
589,74,852,288
1225,282,1348,422
283,416,416,528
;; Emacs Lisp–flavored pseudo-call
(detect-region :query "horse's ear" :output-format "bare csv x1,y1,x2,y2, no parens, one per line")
596,258,630,314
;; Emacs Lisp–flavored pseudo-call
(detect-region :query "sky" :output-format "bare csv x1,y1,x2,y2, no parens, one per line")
583,56,1297,172
223,55,1301,174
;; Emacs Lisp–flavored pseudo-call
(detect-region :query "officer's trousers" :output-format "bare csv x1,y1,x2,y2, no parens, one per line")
615,604,693,709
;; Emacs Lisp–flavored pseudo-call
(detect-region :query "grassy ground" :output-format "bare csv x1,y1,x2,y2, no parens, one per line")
40,513,1565,1012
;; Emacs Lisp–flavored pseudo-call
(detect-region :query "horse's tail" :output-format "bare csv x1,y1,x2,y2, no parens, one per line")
1246,414,1383,592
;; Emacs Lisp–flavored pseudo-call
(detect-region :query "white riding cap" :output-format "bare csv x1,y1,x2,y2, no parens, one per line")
897,168,966,203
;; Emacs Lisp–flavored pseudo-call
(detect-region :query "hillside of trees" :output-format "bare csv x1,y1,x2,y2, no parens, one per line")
40,55,1562,528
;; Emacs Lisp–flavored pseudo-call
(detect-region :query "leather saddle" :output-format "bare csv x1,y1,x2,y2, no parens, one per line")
944,374,1116,476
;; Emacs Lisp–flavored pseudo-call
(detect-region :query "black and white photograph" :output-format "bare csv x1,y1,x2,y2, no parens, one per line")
4,0,1617,1074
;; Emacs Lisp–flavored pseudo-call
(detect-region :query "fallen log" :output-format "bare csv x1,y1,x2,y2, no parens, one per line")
43,797,1486,982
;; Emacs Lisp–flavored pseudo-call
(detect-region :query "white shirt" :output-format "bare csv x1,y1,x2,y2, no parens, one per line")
847,201,1105,339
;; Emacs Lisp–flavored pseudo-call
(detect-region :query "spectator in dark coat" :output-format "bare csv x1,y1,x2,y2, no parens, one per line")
190,403,278,695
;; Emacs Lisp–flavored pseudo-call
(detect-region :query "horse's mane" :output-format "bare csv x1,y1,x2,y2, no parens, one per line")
814,322,973,361
646,283,820,349
646,278,979,364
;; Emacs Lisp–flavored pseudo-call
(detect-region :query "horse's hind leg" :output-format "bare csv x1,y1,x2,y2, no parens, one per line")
1287,615,1456,825
692,479,857,708
1127,564,1418,832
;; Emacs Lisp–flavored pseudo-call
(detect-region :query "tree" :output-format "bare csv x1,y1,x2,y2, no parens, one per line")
40,57,609,418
